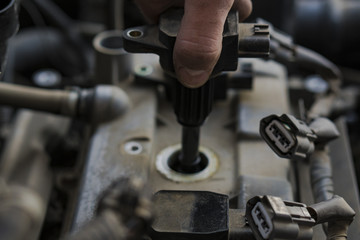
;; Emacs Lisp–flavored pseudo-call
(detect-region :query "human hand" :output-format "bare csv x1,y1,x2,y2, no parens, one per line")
134,0,252,88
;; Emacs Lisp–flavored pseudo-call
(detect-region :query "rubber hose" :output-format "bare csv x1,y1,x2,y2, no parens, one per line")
309,149,334,203
0,82,75,115
6,28,86,77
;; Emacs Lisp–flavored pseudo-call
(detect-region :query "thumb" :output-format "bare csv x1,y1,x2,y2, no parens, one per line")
174,0,234,88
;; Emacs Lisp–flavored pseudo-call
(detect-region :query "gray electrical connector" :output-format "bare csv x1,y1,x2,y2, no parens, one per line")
260,114,316,160
260,114,339,160
251,202,273,239
246,196,315,240
264,119,296,154
246,195,355,240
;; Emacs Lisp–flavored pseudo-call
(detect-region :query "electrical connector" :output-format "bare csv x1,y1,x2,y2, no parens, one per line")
260,114,340,160
246,195,315,240
251,202,273,239
260,114,316,160
264,119,296,154
246,195,356,240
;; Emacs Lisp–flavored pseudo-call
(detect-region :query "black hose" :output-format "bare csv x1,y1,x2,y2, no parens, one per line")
30,0,72,31
6,28,85,77
269,27,342,93
295,45,341,93
267,23,342,119
0,0,18,79
30,0,90,74
20,0,46,26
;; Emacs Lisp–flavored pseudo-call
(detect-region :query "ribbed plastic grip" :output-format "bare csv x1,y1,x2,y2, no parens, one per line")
173,78,214,127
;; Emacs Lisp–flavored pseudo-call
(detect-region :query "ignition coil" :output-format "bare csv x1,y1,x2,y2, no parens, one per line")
123,8,270,173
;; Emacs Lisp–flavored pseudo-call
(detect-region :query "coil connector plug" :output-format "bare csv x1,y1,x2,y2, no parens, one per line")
246,195,355,240
246,195,315,240
259,114,339,160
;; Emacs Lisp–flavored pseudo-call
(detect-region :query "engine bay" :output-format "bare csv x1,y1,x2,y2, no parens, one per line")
0,1,360,239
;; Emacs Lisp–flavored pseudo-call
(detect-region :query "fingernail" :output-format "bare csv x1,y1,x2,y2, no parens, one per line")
176,67,210,88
